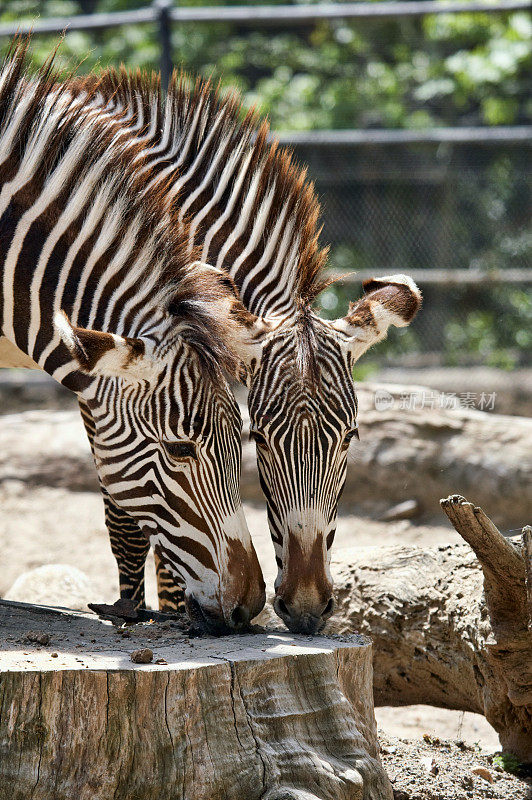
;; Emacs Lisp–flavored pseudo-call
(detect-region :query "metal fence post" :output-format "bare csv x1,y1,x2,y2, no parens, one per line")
153,0,173,90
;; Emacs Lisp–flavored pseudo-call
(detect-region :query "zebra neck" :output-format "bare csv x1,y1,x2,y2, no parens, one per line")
80,78,326,319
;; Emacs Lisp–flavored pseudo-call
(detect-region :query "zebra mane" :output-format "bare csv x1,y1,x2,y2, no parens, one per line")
0,39,242,378
73,66,330,319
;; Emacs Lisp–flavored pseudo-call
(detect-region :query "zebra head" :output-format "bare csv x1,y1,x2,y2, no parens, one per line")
54,273,265,635
234,275,421,634
0,49,264,635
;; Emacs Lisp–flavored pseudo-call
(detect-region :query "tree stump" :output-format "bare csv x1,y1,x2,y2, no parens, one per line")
0,601,391,800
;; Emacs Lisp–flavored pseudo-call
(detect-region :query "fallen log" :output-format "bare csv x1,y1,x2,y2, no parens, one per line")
241,385,531,527
329,385,531,528
0,602,391,800
254,498,532,760
306,497,530,761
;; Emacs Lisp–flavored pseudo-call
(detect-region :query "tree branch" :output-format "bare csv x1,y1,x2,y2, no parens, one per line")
440,495,527,637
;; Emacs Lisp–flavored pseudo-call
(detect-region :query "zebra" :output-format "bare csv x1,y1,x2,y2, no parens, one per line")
68,66,421,634
0,41,266,634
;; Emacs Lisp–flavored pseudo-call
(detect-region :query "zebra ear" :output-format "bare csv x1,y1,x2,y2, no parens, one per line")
331,274,421,362
54,311,158,382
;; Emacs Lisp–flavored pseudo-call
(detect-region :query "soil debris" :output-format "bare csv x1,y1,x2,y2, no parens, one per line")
471,767,494,783
380,733,531,799
130,648,153,664
24,630,50,645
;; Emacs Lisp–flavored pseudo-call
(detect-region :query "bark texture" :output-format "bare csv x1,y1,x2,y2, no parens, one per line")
0,601,391,800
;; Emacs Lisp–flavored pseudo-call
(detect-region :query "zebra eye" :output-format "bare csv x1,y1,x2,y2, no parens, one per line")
343,428,359,445
163,440,198,461
249,429,267,448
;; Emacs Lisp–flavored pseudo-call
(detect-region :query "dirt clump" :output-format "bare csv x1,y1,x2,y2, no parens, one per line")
130,648,153,664
24,630,50,646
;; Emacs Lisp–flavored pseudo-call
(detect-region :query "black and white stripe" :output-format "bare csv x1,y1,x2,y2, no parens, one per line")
0,42,266,632
68,63,422,633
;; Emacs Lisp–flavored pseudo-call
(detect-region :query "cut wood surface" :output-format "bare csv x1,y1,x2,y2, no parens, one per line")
257,497,532,761
1,384,530,524
0,601,391,800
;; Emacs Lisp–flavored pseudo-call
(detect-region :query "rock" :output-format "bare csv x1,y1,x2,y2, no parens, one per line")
471,767,493,783
4,564,95,611
130,648,153,664
420,756,439,776
380,500,420,522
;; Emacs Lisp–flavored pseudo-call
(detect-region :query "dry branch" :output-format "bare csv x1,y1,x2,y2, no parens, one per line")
440,495,528,636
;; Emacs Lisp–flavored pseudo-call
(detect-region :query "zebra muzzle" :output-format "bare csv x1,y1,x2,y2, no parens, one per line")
185,594,252,637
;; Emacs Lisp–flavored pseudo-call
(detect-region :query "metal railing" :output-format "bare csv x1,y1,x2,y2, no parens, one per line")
276,126,532,147
1,0,531,90
1,1,530,290
331,269,532,286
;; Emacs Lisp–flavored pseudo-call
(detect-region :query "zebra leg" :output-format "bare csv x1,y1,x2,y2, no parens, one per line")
102,493,150,609
78,398,150,609
154,550,187,613
79,398,186,612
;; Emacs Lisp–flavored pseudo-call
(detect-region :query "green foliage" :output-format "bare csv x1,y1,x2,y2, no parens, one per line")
492,753,524,776
442,286,531,368
1,1,530,129
352,362,379,383
1,1,530,366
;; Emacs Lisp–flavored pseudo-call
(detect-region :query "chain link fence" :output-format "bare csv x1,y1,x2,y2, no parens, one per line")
290,136,532,369
1,1,531,372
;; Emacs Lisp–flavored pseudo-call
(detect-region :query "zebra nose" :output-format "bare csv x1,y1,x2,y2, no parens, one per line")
273,594,336,635
228,604,250,628
186,595,233,636
225,582,266,630
186,594,263,636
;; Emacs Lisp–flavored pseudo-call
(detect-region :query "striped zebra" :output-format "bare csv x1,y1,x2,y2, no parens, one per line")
69,66,421,634
0,41,266,634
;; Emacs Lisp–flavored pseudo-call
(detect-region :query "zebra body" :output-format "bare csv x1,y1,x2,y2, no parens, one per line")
0,42,266,632
68,65,421,633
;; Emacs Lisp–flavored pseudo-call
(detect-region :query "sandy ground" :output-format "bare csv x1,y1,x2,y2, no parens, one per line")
0,478,500,752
